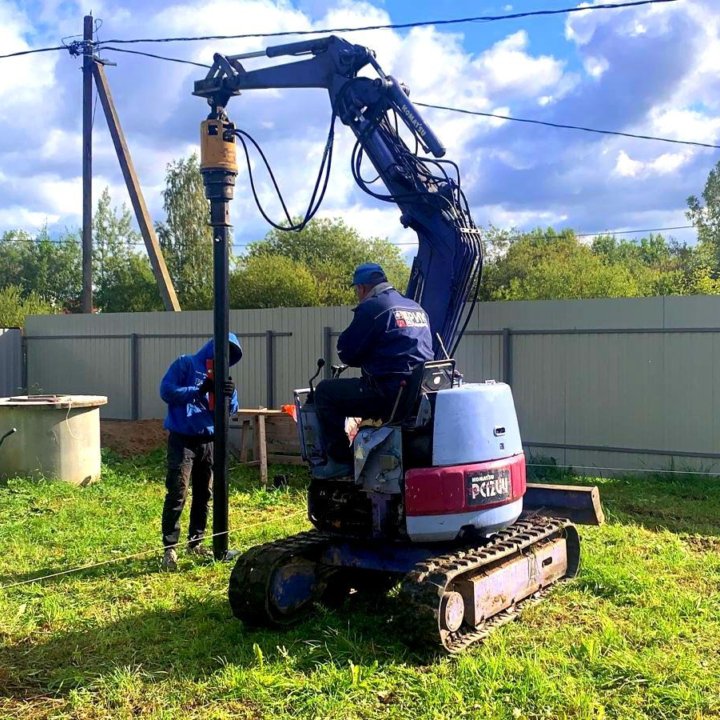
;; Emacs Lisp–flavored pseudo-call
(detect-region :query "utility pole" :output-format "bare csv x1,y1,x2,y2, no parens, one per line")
93,62,181,311
81,14,93,313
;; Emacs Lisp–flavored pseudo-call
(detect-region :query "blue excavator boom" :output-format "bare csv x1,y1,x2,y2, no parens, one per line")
194,35,482,358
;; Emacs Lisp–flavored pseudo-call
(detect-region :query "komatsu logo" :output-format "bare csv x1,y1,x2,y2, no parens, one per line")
467,469,511,505
400,103,427,138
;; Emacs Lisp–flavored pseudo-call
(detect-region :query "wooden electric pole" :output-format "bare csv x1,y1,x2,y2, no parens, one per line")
93,62,181,311
79,12,180,312
81,14,93,313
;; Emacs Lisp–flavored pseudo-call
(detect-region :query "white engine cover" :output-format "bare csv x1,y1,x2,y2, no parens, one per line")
432,382,522,466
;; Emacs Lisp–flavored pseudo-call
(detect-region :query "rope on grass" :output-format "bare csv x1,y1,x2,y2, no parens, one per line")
0,510,307,591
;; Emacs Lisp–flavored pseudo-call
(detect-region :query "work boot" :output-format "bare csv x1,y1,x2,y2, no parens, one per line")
187,543,213,559
161,548,178,571
311,458,353,480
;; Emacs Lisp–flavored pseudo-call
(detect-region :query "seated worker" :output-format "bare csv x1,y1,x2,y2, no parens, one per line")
313,262,433,479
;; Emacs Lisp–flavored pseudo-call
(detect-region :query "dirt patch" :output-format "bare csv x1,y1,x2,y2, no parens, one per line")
101,420,166,457
683,536,720,554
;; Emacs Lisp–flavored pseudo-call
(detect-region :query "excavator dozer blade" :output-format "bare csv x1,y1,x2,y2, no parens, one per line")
523,483,604,525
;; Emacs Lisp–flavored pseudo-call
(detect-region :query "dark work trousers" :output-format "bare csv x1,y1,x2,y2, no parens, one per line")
161,431,214,549
313,377,395,464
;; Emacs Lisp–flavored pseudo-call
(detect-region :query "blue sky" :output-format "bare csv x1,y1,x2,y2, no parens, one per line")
0,0,717,255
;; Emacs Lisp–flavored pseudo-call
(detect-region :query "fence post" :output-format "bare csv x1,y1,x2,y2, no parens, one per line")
130,333,140,420
265,330,275,408
21,333,27,393
502,328,512,385
323,326,332,379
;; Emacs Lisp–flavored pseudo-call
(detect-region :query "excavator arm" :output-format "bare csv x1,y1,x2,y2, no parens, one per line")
194,35,483,358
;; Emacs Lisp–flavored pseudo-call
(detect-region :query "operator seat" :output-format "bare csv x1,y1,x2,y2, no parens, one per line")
386,359,456,425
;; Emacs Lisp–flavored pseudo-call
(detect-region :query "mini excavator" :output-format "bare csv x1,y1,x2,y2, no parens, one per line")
194,36,604,653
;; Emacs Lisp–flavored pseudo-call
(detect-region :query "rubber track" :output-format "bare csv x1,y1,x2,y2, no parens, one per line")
228,530,333,626
398,517,577,653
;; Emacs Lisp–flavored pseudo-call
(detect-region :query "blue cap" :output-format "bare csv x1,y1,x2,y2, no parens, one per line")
351,262,387,286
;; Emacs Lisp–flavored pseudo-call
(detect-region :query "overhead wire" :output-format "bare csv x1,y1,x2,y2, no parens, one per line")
1,224,697,250
69,46,720,152
99,46,210,68
0,45,66,59
97,0,678,45
415,102,720,151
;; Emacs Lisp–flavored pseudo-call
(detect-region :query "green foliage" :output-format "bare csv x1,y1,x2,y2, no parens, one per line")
245,217,410,306
0,284,54,326
0,455,719,719
230,254,319,308
0,227,81,310
687,159,720,280
481,228,639,300
93,188,164,313
156,154,214,310
481,226,719,300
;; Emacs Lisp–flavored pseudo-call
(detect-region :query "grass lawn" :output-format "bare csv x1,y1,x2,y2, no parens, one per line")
1,451,719,720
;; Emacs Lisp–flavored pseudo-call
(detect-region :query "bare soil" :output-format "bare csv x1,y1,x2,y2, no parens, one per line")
101,419,167,457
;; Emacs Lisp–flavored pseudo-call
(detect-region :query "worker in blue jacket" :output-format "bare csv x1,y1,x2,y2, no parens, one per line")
313,263,433,479
159,333,242,570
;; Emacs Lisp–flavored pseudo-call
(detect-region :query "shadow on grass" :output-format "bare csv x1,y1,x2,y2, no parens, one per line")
1,588,419,699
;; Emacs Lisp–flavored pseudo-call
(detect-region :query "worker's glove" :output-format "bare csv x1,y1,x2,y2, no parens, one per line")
222,378,235,398
198,376,214,395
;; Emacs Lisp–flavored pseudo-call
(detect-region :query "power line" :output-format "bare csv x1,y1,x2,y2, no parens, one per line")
0,45,66,60
416,102,720,151
89,47,720,152
574,224,693,238
98,0,677,45
0,224,695,250
100,46,210,68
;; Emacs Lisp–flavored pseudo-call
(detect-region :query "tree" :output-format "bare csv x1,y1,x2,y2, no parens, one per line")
481,228,640,300
687,160,720,278
156,154,214,309
230,254,319,308
245,217,410,305
93,188,163,313
0,228,81,310
0,285,54,327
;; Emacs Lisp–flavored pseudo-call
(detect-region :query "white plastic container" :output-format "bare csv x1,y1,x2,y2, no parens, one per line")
0,395,107,485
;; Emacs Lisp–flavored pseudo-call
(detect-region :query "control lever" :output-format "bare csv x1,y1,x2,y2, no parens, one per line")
386,380,407,425
307,358,326,402
331,364,348,378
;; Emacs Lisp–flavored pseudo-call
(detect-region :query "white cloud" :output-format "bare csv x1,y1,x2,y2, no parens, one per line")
472,31,565,98
0,0,717,255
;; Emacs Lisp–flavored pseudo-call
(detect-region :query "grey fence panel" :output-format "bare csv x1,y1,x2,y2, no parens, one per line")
0,328,22,396
26,336,131,418
22,297,720,471
511,333,567,446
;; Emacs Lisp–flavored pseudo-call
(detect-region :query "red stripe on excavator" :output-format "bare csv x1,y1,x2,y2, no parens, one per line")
405,454,526,516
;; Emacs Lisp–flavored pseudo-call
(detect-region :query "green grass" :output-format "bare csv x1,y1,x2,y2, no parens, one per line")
1,452,719,720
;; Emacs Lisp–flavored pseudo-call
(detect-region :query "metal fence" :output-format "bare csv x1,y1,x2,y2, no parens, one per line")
0,328,22,396
23,296,720,473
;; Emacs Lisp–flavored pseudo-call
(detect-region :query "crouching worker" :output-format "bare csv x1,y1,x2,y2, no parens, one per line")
159,333,243,570
313,263,433,479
